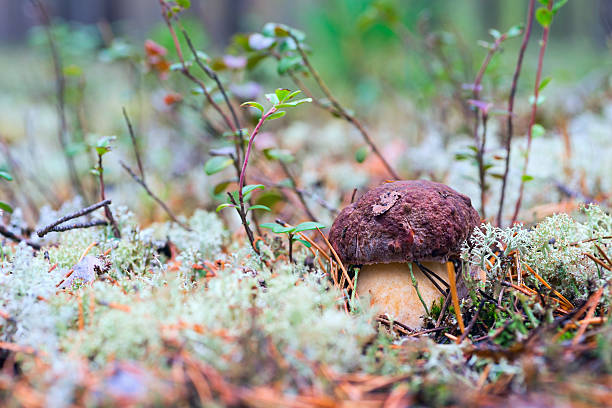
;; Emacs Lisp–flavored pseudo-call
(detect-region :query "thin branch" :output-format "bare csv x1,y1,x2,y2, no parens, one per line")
497,0,535,227
122,107,144,181
469,32,510,218
512,0,554,224
43,219,108,234
288,32,399,180
120,161,191,231
30,0,86,200
227,192,256,250
180,26,244,158
97,154,121,238
0,225,41,250
37,199,110,237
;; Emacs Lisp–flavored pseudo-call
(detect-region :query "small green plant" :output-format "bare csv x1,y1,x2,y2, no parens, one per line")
260,221,326,262
214,88,311,249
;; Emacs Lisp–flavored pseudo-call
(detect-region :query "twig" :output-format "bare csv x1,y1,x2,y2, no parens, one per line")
121,109,191,230
512,0,554,224
120,161,191,231
30,0,86,200
226,192,256,250
180,25,244,160
97,154,121,238
37,199,110,237
41,219,108,234
458,299,486,343
497,0,535,227
469,32,510,218
122,107,144,181
0,224,41,250
288,32,399,180
447,262,465,337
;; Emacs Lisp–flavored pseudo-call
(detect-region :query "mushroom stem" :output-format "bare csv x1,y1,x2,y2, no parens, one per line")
357,261,449,329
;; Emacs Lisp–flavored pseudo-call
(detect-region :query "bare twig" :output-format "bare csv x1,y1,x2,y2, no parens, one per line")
37,199,110,237
288,32,399,180
30,0,86,200
97,154,121,238
469,31,510,218
44,219,108,234
122,107,144,181
497,0,535,227
512,0,554,224
0,225,41,250
227,192,256,250
120,161,191,231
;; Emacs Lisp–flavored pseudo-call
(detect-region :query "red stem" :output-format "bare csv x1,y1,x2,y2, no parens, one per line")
238,107,277,205
497,0,535,227
471,33,508,218
512,0,553,224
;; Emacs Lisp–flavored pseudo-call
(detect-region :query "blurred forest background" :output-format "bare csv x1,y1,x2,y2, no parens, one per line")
0,0,611,228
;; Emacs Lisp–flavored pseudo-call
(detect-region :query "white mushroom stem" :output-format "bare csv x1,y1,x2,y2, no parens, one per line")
356,261,449,329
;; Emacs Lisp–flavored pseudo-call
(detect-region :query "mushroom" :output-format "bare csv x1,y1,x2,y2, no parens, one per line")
328,180,480,328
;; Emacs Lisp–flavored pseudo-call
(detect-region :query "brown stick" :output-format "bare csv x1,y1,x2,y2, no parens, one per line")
120,161,191,231
497,0,536,226
0,224,41,250
37,199,111,237
97,154,121,238
512,0,554,224
122,107,145,181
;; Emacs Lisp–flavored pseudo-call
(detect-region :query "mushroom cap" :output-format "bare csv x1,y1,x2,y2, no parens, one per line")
328,180,480,265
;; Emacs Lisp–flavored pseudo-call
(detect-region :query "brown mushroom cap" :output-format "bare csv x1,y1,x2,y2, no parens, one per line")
328,180,480,265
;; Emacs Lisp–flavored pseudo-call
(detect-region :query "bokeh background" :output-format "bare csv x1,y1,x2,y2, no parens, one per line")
0,0,611,230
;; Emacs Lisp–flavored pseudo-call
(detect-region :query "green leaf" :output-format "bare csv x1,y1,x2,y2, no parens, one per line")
277,56,303,74
0,170,13,181
274,88,291,102
552,0,568,14
242,184,265,196
531,124,546,138
506,24,523,38
275,98,312,108
241,101,264,114
213,181,232,195
528,94,546,106
260,222,295,234
264,93,280,105
263,148,294,163
216,203,235,212
522,174,534,182
204,156,233,175
176,0,191,9
536,7,553,27
355,146,369,163
63,64,82,77
489,29,501,40
266,111,286,120
538,76,552,92
247,204,271,212
294,221,326,232
0,201,12,213
292,238,312,248
255,190,284,209
95,135,115,156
